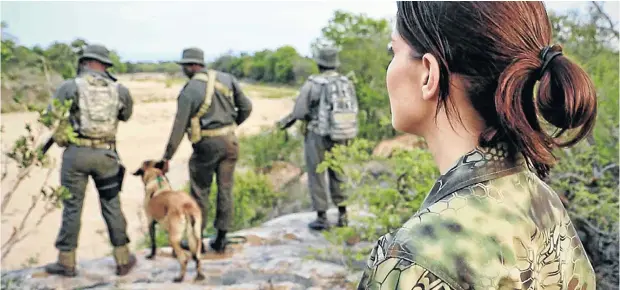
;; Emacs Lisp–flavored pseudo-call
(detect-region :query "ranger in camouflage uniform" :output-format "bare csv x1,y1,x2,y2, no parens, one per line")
161,47,252,254
278,47,358,231
358,1,596,289
45,44,136,277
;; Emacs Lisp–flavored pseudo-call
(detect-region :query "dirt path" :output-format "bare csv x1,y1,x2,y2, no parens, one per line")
0,74,295,270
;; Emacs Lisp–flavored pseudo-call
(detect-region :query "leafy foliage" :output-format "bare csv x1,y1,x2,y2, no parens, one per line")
1,25,126,113
1,93,72,262
238,127,304,172
314,11,395,141
141,170,282,248
210,46,319,85
314,139,438,268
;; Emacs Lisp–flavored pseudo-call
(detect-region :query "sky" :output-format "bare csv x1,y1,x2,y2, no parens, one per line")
1,0,619,62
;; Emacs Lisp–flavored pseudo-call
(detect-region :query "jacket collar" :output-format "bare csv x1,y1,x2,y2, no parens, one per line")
418,142,528,211
78,67,116,81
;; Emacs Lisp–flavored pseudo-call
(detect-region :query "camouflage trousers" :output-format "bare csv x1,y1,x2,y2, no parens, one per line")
55,146,130,252
189,133,238,232
305,130,347,212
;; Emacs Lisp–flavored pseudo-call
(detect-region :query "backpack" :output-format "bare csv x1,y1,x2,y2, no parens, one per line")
315,74,358,141
75,73,121,140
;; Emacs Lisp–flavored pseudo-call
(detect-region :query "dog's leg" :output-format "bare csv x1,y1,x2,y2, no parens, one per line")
170,224,188,283
188,214,205,282
146,220,157,260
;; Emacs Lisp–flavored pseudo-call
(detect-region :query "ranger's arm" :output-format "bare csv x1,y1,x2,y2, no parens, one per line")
117,84,134,122
357,234,454,290
163,84,196,161
358,258,454,290
278,80,313,130
231,76,253,125
46,80,76,112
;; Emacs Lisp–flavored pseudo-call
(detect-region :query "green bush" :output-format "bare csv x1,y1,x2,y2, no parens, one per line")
315,138,438,268
139,170,282,248
238,127,303,172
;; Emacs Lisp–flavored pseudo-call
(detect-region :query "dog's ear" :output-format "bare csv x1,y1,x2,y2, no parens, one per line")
133,168,144,176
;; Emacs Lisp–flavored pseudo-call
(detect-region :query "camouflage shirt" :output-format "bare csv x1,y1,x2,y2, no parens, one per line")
163,69,252,160
357,143,596,290
51,68,133,136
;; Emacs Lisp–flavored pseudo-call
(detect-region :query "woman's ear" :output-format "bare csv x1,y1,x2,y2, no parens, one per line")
421,53,440,101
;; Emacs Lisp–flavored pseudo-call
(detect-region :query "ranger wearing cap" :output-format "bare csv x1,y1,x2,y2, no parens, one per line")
277,46,359,231
44,44,137,277
159,47,252,254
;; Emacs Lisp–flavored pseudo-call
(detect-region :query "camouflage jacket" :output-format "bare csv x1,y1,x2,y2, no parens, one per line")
357,143,596,290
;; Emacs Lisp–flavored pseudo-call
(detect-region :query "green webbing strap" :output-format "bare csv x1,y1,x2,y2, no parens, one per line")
156,175,164,188
192,70,217,120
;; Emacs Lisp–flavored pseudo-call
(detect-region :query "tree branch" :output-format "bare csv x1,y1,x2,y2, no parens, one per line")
591,1,620,39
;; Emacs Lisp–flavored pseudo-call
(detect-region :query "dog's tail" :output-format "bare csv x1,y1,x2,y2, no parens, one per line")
184,203,202,257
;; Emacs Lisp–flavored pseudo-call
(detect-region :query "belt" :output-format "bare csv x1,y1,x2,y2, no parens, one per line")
73,138,116,150
200,124,236,137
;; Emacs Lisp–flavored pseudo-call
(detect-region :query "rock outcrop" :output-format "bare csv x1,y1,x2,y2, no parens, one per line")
1,209,363,290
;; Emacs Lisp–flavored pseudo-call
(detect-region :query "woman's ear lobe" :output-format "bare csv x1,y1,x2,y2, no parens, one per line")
421,53,440,101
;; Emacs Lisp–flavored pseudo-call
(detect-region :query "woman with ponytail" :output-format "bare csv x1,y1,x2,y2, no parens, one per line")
358,2,597,289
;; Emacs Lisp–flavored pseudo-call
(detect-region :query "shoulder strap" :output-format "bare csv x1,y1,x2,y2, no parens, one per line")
193,70,217,120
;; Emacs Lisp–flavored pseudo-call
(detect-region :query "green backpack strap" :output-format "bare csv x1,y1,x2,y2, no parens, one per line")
194,70,217,119
188,70,217,143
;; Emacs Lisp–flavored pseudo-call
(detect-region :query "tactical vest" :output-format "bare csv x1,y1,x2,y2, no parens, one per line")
74,73,121,140
186,70,236,143
307,72,358,141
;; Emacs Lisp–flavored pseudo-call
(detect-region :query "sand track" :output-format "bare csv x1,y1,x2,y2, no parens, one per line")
0,74,295,270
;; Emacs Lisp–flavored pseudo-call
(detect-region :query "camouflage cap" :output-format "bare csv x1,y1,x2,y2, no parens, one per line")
176,47,205,66
313,47,340,68
79,44,114,67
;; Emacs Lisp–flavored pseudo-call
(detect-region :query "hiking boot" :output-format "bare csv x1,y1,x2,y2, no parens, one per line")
337,213,348,227
113,245,137,276
308,217,330,231
179,240,207,254
45,251,77,277
209,238,227,253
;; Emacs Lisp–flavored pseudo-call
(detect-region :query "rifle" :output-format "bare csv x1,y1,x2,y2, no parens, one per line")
277,113,297,130
40,136,55,155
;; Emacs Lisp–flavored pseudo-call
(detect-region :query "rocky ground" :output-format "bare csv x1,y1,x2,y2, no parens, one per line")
1,209,366,290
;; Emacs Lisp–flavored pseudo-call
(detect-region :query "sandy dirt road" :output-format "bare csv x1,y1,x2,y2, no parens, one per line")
0,74,295,270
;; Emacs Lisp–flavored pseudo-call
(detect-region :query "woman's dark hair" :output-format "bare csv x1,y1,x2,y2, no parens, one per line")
396,1,597,178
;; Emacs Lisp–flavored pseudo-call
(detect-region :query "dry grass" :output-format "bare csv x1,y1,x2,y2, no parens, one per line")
240,83,298,99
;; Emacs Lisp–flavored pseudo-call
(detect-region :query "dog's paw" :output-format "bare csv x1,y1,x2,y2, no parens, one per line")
195,272,206,282
173,276,184,283
146,254,156,260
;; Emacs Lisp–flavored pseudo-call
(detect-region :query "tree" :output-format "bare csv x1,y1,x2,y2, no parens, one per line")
313,10,395,141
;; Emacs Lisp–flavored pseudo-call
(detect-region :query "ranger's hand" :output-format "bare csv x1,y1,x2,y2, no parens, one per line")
275,120,286,130
156,159,170,174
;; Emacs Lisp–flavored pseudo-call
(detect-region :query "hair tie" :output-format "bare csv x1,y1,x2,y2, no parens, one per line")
538,45,563,80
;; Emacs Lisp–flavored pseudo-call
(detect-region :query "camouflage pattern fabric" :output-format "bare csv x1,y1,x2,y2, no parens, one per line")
75,72,121,139
315,73,358,141
358,143,596,290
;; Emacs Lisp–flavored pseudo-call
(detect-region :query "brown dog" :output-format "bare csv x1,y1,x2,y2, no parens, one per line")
133,160,205,283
